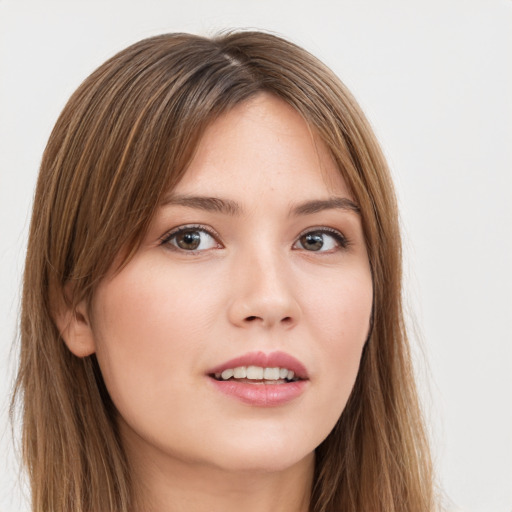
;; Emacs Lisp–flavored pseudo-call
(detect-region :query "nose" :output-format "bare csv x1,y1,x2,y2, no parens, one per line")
227,248,301,330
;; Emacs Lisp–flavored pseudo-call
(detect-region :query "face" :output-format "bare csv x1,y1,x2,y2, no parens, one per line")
89,94,373,475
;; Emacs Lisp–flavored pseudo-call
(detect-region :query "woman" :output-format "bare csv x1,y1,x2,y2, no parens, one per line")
12,31,435,511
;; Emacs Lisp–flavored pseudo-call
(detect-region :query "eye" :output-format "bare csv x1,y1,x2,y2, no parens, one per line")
293,228,348,252
161,225,220,252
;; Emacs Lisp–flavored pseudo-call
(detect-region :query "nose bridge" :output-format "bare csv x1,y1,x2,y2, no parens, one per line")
228,241,301,328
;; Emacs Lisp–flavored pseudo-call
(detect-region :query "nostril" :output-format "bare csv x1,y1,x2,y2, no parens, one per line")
244,315,293,324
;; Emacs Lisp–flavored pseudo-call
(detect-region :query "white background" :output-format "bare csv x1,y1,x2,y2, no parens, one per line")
0,1,510,511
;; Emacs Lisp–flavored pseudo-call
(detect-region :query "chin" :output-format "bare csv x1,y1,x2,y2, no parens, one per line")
212,448,314,475
199,431,317,474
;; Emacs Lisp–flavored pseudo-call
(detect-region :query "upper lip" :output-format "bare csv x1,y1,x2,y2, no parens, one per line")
207,351,308,379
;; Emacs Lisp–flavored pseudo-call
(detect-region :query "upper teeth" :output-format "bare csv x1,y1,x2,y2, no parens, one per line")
214,366,296,381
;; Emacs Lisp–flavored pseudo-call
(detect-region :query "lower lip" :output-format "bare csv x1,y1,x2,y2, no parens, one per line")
209,378,308,407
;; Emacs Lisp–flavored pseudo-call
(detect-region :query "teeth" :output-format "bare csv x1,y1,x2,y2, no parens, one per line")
246,366,263,379
221,368,234,380
215,366,298,382
233,367,246,378
263,367,280,380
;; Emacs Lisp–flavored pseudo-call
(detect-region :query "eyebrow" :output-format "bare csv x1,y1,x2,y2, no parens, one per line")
161,195,242,215
291,197,360,215
161,195,360,216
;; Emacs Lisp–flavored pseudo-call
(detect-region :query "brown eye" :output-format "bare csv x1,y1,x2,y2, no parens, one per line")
163,226,219,252
175,231,202,250
300,233,324,251
294,229,347,252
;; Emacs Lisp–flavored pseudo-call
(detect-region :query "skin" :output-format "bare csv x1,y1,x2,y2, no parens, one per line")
62,93,373,512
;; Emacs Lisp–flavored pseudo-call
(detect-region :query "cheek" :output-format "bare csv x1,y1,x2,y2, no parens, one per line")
90,259,218,418
303,267,372,413
305,265,372,345
94,257,217,346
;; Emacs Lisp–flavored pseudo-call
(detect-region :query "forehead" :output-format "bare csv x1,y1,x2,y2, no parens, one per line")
173,93,351,202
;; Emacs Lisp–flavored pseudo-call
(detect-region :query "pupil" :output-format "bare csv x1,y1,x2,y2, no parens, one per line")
302,233,323,251
177,231,201,250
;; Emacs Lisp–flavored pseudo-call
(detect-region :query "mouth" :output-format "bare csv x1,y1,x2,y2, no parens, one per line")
210,365,301,384
207,350,308,382
207,351,308,406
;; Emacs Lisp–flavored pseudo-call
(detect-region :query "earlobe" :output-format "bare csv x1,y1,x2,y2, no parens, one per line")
53,297,97,358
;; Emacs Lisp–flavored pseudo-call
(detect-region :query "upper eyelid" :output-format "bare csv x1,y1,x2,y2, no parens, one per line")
295,226,347,241
296,226,344,236
160,224,222,245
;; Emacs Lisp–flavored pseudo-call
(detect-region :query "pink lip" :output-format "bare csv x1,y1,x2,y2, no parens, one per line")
207,351,309,407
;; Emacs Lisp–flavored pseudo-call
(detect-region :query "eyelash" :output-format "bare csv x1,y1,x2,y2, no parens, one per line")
159,224,350,253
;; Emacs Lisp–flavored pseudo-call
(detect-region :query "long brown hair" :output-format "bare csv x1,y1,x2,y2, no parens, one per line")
12,31,435,511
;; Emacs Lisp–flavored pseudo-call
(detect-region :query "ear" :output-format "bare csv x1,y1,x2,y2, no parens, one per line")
53,290,96,358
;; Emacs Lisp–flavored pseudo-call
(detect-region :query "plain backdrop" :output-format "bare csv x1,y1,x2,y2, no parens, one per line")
0,1,510,511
